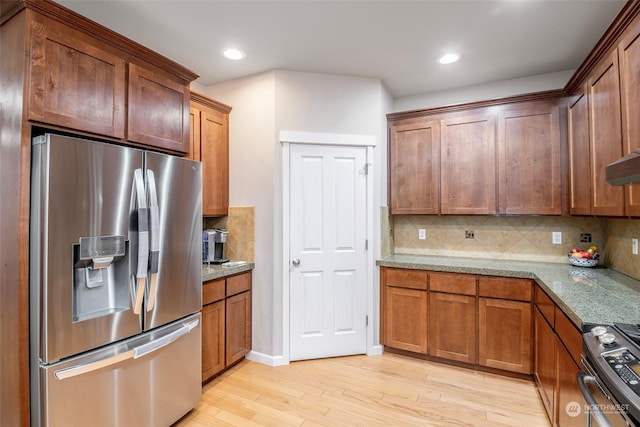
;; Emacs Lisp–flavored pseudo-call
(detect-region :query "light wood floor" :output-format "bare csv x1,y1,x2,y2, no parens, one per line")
173,353,550,427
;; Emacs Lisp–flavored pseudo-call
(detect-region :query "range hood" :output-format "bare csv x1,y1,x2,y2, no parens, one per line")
606,149,640,186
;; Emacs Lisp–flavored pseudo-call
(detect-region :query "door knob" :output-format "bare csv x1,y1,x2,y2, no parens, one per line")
292,258,300,266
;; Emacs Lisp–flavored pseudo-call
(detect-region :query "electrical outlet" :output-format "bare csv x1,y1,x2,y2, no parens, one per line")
633,238,638,255
552,232,562,245
465,230,474,239
580,233,592,243
418,229,426,240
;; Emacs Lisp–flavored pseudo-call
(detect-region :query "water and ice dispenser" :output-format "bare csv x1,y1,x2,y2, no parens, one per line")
72,235,129,322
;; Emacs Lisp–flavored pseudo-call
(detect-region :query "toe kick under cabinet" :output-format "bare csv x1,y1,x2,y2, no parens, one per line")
201,271,252,383
380,267,533,375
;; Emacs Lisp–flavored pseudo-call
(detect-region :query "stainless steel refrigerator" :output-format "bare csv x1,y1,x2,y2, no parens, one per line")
29,133,203,426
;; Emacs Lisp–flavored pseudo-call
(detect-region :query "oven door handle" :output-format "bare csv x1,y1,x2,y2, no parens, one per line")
578,371,614,427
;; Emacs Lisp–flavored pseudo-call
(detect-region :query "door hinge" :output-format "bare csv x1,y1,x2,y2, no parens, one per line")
365,239,368,250
366,315,369,326
363,163,371,175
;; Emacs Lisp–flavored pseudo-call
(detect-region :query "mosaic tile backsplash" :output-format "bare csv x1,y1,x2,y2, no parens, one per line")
204,206,255,263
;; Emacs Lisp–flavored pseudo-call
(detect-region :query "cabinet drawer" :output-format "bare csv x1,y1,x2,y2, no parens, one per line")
555,307,582,366
429,272,476,295
534,286,555,327
478,277,532,301
203,279,225,305
226,272,252,297
383,268,428,290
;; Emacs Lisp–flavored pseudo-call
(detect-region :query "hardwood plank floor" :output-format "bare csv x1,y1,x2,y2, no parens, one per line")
173,353,550,427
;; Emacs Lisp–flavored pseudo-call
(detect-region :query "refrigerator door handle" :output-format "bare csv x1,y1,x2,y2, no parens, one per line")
146,169,160,312
53,319,199,381
133,318,199,359
54,350,135,380
133,168,149,315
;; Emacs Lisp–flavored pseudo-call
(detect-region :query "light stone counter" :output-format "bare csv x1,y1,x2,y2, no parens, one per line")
202,262,254,282
377,254,640,330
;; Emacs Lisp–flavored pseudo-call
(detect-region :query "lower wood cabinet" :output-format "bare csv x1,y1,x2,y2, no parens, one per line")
478,277,532,374
534,306,557,420
380,267,533,375
202,299,225,380
533,286,587,426
428,272,477,363
380,268,428,353
201,271,252,383
429,291,476,363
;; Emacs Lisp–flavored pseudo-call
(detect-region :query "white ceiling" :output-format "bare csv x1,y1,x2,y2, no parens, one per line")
57,0,627,99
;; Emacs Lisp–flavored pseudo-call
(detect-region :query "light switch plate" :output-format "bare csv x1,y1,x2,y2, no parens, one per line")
633,238,638,255
552,232,562,245
418,229,426,240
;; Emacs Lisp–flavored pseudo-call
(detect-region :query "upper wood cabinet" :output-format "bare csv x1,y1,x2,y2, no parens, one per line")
28,13,126,139
619,13,640,216
387,97,563,216
568,85,592,215
190,93,231,217
25,8,196,155
497,102,561,215
588,49,625,216
441,114,496,214
127,63,190,154
388,121,440,214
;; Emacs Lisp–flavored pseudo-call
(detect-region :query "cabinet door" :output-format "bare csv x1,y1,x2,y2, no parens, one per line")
382,286,427,353
388,121,440,214
441,115,496,214
200,108,229,216
428,292,476,363
28,15,125,138
201,300,225,382
478,298,531,374
588,49,625,216
497,104,561,214
534,307,556,424
556,342,588,427
226,291,252,366
128,63,190,154
188,106,201,161
568,86,592,215
619,14,640,216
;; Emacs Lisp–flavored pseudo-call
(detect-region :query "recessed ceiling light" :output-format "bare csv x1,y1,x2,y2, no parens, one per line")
438,53,460,65
223,48,245,60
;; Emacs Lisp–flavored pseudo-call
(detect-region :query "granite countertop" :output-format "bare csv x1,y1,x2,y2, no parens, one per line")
377,254,640,330
202,261,255,282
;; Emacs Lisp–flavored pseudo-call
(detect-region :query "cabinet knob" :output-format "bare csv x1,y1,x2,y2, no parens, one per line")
292,258,301,266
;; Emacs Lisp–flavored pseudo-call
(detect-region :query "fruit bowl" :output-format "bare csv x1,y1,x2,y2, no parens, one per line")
567,251,600,267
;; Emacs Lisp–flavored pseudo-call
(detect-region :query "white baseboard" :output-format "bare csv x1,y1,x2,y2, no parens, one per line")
246,350,289,366
368,344,384,356
246,346,384,366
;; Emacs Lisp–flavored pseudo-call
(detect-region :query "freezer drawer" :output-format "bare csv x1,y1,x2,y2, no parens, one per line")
36,313,201,427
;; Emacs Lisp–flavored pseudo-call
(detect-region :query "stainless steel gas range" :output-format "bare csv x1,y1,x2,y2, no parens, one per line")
580,324,640,426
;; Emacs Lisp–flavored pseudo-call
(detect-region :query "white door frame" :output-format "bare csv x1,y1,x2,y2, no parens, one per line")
281,131,376,365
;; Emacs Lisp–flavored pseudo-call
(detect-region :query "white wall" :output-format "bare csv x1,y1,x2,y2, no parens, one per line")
201,70,390,360
196,67,561,360
198,72,277,356
393,69,574,112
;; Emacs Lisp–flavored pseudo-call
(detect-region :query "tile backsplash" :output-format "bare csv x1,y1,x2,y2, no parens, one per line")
604,218,640,280
389,214,604,264
204,206,255,263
